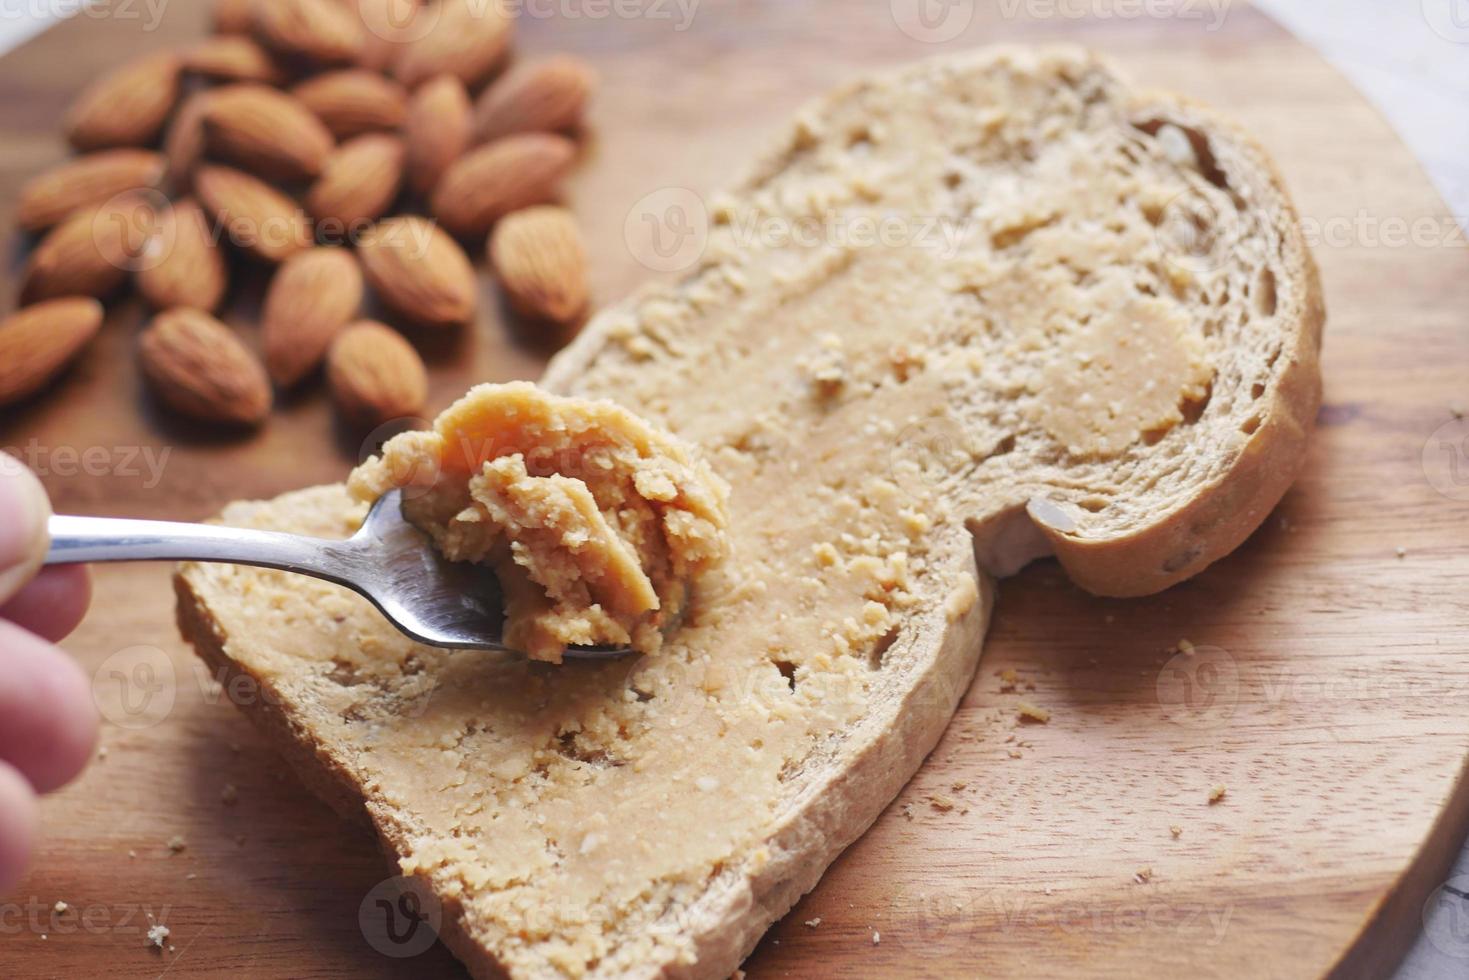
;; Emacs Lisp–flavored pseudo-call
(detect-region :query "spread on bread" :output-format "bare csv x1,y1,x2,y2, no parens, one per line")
348,382,730,661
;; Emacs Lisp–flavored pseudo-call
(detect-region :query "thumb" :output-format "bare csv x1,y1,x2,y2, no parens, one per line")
0,456,51,607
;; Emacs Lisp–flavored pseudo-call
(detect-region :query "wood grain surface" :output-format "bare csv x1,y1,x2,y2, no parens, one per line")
2,1,1468,978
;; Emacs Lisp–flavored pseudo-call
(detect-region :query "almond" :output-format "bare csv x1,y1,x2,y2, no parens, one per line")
403,74,470,197
306,134,404,228
393,0,512,90
261,247,364,385
182,35,286,85
136,197,230,312
355,0,421,73
203,84,336,182
194,164,312,263
327,320,428,426
0,298,105,408
254,0,365,66
163,91,213,190
489,206,588,325
358,215,476,327
139,308,271,426
430,133,575,238
213,0,255,34
19,193,155,305
473,56,594,145
64,52,181,151
16,149,165,233
292,69,408,139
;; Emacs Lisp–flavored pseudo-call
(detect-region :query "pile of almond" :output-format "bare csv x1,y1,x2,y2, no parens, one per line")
1,0,594,430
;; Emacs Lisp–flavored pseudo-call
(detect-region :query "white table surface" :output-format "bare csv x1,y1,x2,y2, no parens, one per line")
0,0,1465,975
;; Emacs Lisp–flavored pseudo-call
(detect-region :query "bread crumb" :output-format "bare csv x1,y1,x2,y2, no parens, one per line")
221,783,239,806
1451,404,1464,419
1017,701,1050,724
1133,867,1153,884
872,930,880,945
804,917,822,928
97,746,107,761
997,668,1019,692
127,850,136,859
146,924,170,948
1177,638,1196,656
1209,784,1227,804
186,873,197,880
1395,546,1406,559
166,835,187,854
53,901,68,914
40,934,46,940
1007,748,1023,759
900,803,914,821
927,794,956,812
1170,825,1183,838
951,780,967,792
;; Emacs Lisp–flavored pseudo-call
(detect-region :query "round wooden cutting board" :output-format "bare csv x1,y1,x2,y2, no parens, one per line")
1,2,1466,977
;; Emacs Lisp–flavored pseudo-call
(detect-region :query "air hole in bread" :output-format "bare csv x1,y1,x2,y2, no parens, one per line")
1133,118,1232,195
991,214,1059,250
1240,415,1262,435
556,730,622,769
846,126,873,151
772,658,797,692
1078,496,1108,513
1250,382,1266,400
1255,267,1278,317
867,625,901,671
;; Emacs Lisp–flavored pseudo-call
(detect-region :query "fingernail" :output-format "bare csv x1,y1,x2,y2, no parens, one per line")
0,456,51,606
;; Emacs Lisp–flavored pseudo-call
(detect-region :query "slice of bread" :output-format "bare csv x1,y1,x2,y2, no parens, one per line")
176,45,1322,979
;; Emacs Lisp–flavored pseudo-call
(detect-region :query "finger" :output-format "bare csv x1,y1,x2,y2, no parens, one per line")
0,759,37,894
0,565,92,642
0,620,98,793
0,458,51,607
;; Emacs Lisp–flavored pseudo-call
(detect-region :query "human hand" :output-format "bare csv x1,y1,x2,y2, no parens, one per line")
0,455,97,893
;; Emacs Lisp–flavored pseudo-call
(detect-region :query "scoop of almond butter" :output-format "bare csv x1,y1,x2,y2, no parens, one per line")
348,382,730,662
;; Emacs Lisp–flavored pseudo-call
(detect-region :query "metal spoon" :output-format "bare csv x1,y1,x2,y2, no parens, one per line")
43,489,628,659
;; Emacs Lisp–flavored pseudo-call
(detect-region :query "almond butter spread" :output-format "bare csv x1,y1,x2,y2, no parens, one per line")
348,382,730,661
